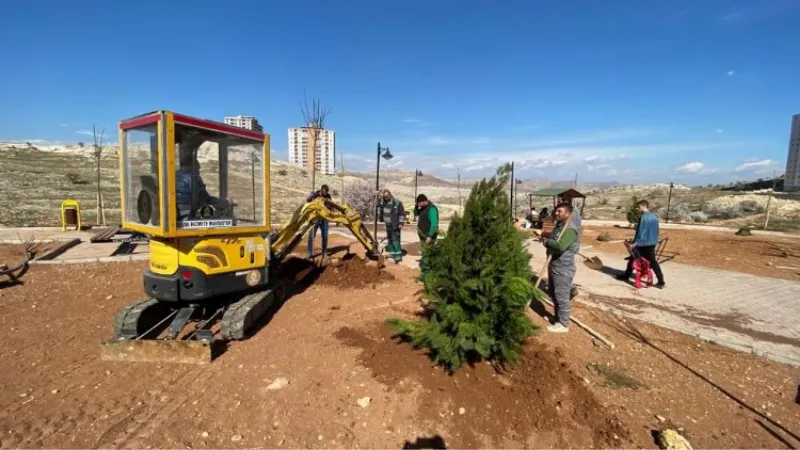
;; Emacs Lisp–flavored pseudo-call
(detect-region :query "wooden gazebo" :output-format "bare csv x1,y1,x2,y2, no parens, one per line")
529,188,587,233
530,188,586,215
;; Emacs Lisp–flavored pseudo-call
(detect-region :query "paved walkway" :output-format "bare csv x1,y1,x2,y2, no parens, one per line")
531,242,800,365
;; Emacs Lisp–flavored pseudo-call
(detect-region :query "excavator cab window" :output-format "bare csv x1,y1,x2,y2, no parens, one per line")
121,123,161,228
174,123,264,230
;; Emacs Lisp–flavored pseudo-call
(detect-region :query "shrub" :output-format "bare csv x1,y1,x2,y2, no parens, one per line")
650,187,668,196
342,180,375,219
738,200,765,214
735,226,752,236
277,169,288,176
626,196,643,224
597,232,614,242
688,211,708,223
703,203,744,219
65,173,89,185
663,202,690,222
388,164,539,372
598,197,609,206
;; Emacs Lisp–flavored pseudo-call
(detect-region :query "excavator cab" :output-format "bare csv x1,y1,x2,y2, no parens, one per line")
119,111,268,238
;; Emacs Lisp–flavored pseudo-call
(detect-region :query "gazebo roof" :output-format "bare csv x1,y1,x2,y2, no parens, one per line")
530,188,586,198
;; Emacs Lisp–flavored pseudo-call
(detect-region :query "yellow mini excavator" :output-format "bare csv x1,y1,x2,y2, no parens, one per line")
100,111,382,364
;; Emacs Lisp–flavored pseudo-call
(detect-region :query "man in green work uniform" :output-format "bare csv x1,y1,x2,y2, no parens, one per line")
413,194,439,273
377,189,406,263
540,202,579,333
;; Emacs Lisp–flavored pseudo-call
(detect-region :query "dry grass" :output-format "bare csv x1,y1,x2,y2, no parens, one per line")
0,144,468,227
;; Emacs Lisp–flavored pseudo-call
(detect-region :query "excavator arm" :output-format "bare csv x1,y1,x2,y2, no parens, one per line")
269,197,381,265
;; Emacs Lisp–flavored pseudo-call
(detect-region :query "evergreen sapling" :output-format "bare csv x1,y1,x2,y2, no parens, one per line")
388,164,541,372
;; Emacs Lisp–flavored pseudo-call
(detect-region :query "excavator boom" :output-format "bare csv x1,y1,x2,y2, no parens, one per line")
269,198,379,265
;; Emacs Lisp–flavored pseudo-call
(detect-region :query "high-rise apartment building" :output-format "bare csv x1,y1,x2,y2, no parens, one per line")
224,115,263,133
785,114,800,192
288,127,336,175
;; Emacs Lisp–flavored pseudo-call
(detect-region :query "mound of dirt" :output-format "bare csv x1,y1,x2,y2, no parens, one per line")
317,254,395,289
275,255,395,290
336,324,631,448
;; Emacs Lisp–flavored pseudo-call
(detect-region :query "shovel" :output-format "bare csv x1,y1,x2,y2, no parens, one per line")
579,252,604,271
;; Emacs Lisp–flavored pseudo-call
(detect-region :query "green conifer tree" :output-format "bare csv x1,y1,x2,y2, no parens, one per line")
388,164,540,372
627,196,643,225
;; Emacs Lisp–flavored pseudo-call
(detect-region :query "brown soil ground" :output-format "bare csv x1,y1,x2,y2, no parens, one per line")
0,242,64,266
583,226,800,281
0,246,799,448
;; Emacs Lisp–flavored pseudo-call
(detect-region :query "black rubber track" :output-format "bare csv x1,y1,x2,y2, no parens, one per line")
219,285,285,340
111,298,172,338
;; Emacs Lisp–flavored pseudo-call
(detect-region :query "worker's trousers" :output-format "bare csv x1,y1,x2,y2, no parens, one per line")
385,225,402,262
307,220,329,257
548,264,576,327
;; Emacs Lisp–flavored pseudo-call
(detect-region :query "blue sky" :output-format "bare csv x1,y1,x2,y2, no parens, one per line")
1,0,799,184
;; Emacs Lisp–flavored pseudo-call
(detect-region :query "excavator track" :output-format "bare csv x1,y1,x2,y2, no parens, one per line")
112,298,172,339
220,285,285,340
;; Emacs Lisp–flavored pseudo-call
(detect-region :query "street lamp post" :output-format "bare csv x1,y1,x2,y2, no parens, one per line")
373,142,393,253
514,178,522,220
665,181,674,223
413,169,423,222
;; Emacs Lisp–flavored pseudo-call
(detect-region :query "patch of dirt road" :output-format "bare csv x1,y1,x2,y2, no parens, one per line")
583,226,800,281
0,246,799,448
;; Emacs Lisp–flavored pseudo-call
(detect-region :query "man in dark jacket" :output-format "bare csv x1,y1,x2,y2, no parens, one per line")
378,189,406,263
413,194,439,273
413,194,439,244
618,199,664,288
306,184,331,259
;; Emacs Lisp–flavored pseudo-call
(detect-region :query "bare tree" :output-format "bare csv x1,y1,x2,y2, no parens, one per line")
93,125,107,226
340,152,346,204
299,93,332,191
343,180,375,220
456,165,463,213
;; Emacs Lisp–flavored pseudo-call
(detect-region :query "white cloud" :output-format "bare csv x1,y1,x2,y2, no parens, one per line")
726,70,736,76
587,163,613,172
60,123,69,128
520,159,569,169
585,155,599,162
715,128,724,133
734,159,775,173
75,129,96,136
402,118,430,127
676,161,705,173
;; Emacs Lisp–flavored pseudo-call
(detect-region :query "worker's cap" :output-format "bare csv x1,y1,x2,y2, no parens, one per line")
416,194,428,203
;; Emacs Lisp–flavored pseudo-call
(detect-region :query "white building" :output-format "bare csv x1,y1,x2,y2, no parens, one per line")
224,115,263,133
288,127,336,175
786,114,800,192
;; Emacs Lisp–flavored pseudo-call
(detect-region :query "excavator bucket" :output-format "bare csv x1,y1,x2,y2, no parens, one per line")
100,338,217,364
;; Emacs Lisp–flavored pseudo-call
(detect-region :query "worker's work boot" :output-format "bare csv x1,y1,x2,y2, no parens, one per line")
546,323,569,333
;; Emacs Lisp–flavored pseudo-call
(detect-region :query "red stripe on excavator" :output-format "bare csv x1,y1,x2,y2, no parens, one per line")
173,114,264,141
120,113,160,129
